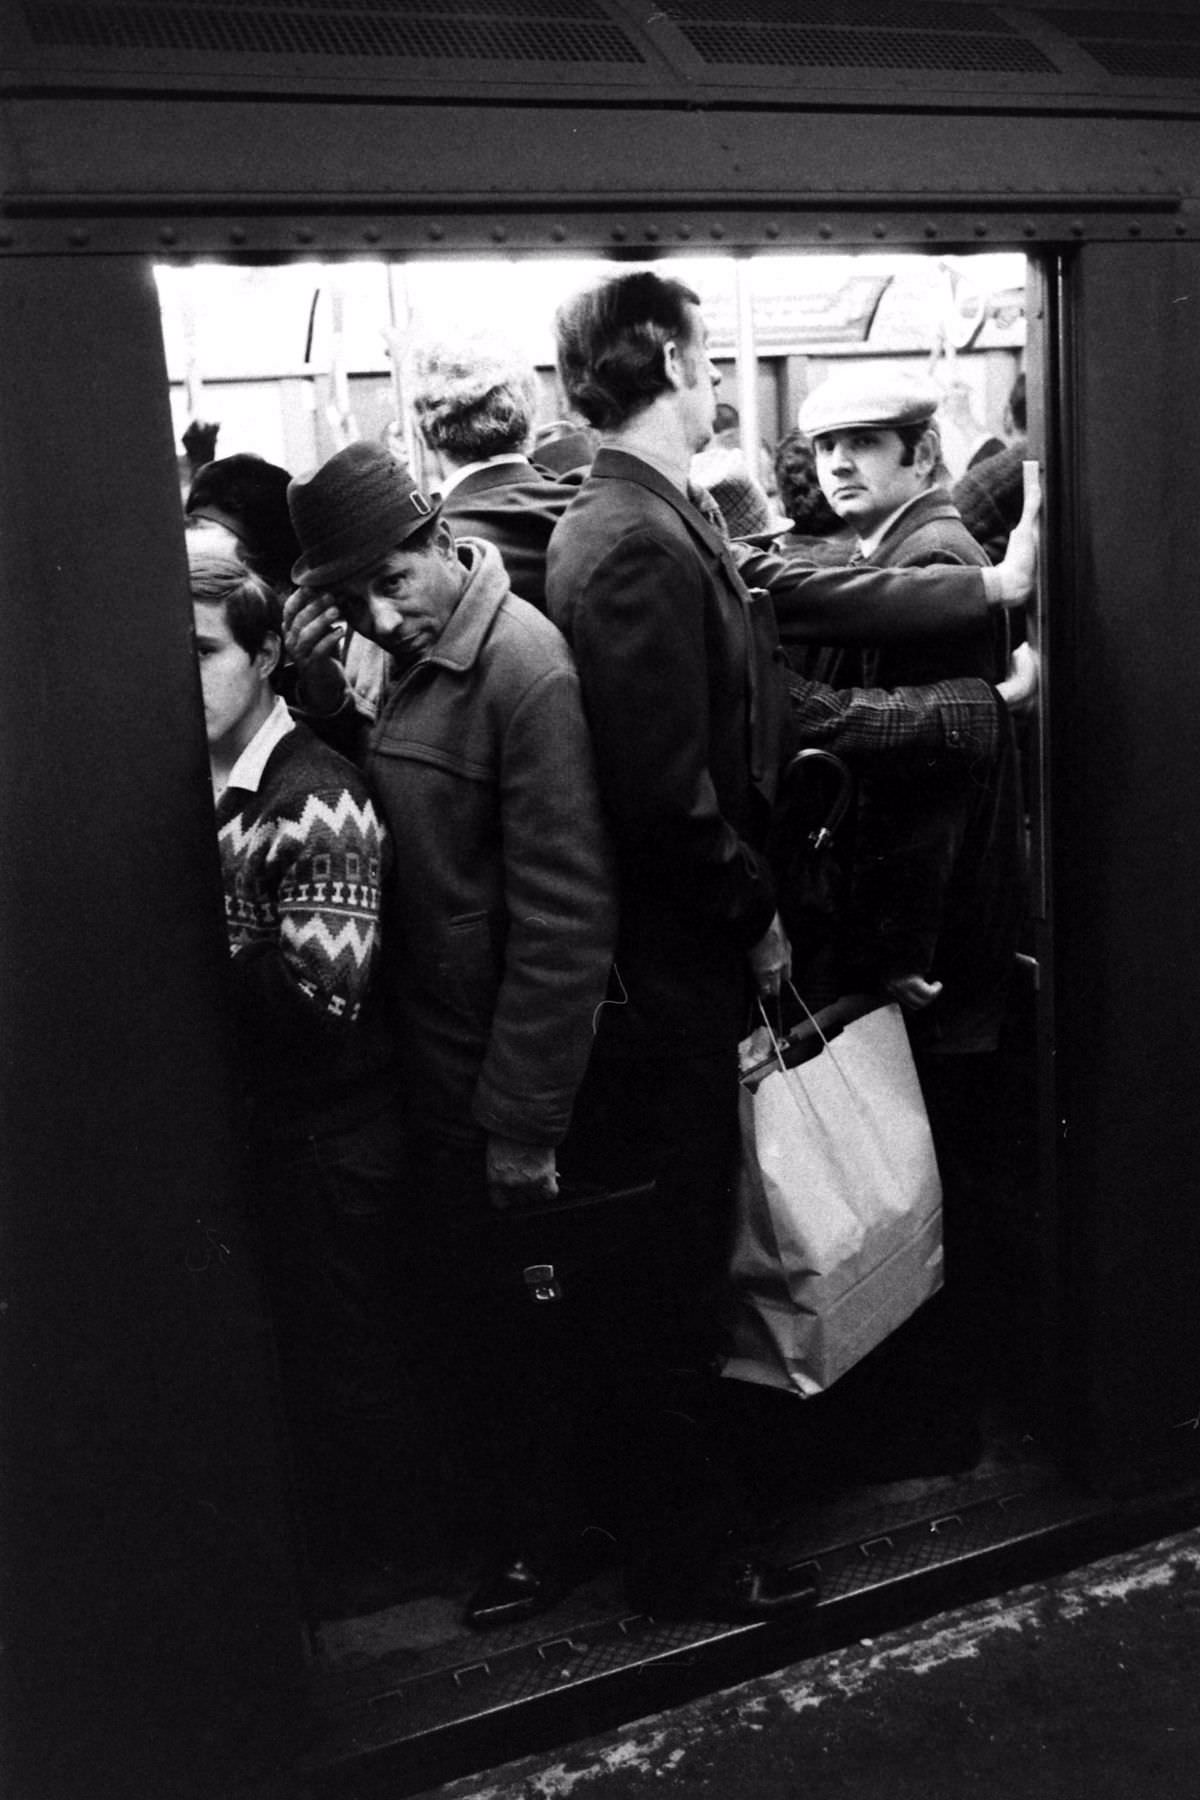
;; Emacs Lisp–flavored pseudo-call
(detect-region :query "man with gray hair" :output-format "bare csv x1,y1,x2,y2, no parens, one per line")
406,333,582,611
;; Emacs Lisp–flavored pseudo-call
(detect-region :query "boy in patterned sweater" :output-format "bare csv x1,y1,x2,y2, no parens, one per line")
191,547,411,1580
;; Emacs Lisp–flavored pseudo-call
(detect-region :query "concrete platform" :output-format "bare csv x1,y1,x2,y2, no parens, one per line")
418,1524,1200,1798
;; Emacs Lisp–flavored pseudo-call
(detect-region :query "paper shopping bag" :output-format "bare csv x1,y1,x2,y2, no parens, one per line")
723,995,943,1398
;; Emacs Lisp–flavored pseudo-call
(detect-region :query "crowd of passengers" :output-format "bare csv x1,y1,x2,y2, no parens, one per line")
186,269,1040,1627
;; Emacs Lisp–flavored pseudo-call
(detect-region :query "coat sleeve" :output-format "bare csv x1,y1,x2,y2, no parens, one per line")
739,547,991,648
784,674,1002,771
568,527,777,950
471,660,617,1146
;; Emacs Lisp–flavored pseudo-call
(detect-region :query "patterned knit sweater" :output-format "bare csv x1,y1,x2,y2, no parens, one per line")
215,718,398,1138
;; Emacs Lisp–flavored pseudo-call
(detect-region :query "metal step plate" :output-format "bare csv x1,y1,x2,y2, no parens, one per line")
305,1463,1165,1796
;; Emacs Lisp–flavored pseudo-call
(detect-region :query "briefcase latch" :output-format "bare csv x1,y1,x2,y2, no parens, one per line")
524,1263,563,1303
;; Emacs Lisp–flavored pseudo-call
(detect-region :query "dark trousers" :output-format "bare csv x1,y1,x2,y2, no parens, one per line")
248,1103,418,1569
559,1040,752,1606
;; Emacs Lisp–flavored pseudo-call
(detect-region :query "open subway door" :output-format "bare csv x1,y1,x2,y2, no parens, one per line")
4,1,1200,1794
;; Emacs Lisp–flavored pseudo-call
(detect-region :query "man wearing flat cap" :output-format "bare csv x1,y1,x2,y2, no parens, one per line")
799,364,1031,1467
283,439,616,1626
798,363,1026,1033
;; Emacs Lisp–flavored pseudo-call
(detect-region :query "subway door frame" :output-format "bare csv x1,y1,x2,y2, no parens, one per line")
1050,238,1200,1490
0,255,308,1799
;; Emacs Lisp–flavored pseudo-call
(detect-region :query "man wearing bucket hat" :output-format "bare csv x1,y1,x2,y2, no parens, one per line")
283,439,616,1627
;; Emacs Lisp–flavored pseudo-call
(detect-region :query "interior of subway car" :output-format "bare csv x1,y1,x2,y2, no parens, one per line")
162,247,1052,1665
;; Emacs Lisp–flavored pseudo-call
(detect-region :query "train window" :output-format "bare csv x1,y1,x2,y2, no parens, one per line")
159,246,1049,1655
158,250,1028,500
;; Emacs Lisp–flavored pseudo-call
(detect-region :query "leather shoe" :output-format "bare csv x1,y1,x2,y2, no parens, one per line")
464,1555,561,1629
464,1527,617,1630
706,1551,821,1618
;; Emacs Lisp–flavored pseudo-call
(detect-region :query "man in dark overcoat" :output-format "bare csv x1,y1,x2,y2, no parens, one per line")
545,270,1038,1611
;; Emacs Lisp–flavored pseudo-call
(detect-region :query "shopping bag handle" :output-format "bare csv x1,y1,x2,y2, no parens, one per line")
757,982,833,1075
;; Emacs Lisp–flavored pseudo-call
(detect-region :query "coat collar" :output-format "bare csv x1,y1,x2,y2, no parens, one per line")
412,536,510,676
589,446,728,559
444,456,536,498
867,484,962,560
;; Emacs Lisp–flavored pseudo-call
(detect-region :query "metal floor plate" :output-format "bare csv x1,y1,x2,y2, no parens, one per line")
304,1465,1120,1793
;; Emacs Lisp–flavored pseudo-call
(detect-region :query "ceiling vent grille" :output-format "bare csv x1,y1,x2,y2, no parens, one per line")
1072,42,1200,79
1037,8,1200,41
1037,8,1200,80
22,1,646,64
674,21,1056,75
661,1,1018,31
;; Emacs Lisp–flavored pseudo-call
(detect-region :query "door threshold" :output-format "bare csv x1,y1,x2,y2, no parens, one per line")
302,1462,1200,1797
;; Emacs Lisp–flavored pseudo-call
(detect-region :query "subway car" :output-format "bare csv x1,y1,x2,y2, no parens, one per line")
4,2,1200,1795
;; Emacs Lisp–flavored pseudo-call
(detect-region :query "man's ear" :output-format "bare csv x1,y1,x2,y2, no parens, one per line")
257,632,282,682
662,337,686,393
914,426,940,479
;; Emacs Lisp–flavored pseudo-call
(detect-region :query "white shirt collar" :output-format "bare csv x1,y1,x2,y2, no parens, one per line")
856,489,930,562
224,694,295,796
438,453,527,498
